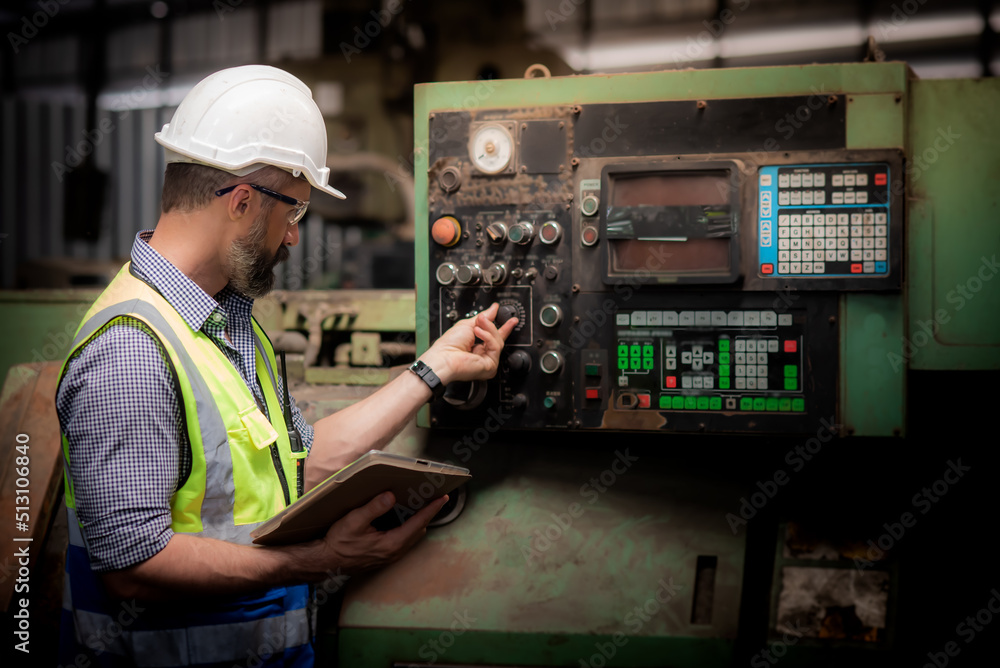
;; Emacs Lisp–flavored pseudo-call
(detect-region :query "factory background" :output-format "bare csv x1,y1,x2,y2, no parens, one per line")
2,1,999,667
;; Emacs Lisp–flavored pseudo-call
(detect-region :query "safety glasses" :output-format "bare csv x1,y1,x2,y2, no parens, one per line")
215,183,309,225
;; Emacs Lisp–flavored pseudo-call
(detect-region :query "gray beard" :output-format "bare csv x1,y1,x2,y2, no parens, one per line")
226,212,290,299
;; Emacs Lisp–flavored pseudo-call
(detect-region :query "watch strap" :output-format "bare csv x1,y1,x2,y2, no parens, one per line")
409,360,446,400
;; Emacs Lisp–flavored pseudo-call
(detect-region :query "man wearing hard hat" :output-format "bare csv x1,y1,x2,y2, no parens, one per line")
55,65,516,667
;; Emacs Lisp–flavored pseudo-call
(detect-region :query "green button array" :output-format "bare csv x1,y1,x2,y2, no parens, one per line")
784,378,797,390
779,398,791,411
719,353,730,365
697,397,709,410
642,358,654,370
618,345,628,357
766,398,779,411
684,396,697,410
672,396,684,409
753,398,766,411
792,398,805,411
784,364,797,377
740,397,753,410
718,339,730,352
659,396,671,409
630,345,641,358
618,357,628,369
642,345,654,358
719,378,730,389
630,358,641,370
719,364,730,376
710,397,722,410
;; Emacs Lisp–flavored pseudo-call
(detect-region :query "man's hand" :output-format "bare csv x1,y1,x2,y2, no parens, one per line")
316,492,449,575
419,303,518,385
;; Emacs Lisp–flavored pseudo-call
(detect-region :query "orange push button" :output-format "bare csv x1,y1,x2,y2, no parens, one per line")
431,216,462,247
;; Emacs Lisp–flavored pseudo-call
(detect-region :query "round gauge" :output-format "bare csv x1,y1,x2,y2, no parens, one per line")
470,124,513,174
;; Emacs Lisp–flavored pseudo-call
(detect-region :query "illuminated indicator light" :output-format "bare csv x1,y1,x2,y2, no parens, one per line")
684,396,697,410
659,396,671,409
697,397,709,410
617,345,628,356
875,173,887,186
779,398,792,411
766,398,779,411
740,397,753,411
581,226,599,246
630,345,641,357
642,358,654,370
586,388,600,400
710,397,722,410
792,398,805,411
761,263,774,275
585,363,601,376
851,263,863,273
753,398,766,411
719,353,730,364
718,340,730,352
719,364,730,376
666,376,677,388
637,394,651,408
719,378,730,389
784,340,797,353
630,358,641,370
784,364,797,377
784,378,798,390
642,345,654,357
543,396,557,409
672,396,684,409
618,358,628,369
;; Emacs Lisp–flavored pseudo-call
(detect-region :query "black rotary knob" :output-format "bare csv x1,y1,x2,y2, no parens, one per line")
508,350,532,374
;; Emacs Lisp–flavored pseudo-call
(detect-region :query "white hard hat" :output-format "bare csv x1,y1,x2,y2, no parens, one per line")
155,65,346,199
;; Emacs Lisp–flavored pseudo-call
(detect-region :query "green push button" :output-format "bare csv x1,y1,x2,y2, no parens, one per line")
630,358,641,370
719,378,730,389
543,396,556,409
792,398,805,412
697,396,709,410
784,378,798,390
784,364,797,377
684,396,697,410
585,363,601,376
766,398,779,411
659,396,672,409
618,345,628,357
710,397,722,410
630,345,641,358
642,358,654,370
719,364,730,376
740,397,753,411
753,398,766,411
672,396,684,409
642,345,654,358
618,357,628,370
718,339,730,352
779,398,792,411
719,353,731,365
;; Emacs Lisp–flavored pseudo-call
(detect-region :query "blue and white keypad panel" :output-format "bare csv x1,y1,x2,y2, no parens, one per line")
757,163,892,278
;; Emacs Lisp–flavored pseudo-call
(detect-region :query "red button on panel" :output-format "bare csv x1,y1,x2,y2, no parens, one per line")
666,376,677,388
761,263,774,275
586,387,600,400
784,340,797,353
874,173,887,186
851,263,863,273
637,393,651,409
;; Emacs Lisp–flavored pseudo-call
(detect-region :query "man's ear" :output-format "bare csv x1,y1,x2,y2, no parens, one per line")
227,185,253,221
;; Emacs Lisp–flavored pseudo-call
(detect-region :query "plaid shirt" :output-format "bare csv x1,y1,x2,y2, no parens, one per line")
56,230,314,572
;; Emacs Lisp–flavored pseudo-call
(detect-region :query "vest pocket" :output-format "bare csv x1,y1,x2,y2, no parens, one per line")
228,407,284,525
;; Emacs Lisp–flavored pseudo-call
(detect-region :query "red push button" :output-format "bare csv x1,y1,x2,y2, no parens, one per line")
586,387,600,400
761,263,774,275
874,173,887,186
784,340,797,353
666,376,677,388
637,393,651,409
851,263,863,273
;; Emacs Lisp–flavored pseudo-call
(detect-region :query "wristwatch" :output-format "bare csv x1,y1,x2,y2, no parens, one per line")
409,360,446,401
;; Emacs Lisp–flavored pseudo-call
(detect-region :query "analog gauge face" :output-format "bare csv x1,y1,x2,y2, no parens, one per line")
470,124,513,174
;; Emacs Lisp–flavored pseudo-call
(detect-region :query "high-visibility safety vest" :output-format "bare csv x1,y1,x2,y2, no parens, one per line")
57,263,313,667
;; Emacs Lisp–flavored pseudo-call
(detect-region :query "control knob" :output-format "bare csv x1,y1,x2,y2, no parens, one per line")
484,262,508,286
507,350,532,374
485,222,508,244
508,222,535,245
455,263,482,285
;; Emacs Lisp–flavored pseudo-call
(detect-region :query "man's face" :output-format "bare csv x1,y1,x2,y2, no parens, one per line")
226,179,310,298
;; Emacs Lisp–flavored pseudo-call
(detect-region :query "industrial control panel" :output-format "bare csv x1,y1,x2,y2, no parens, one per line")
418,95,903,434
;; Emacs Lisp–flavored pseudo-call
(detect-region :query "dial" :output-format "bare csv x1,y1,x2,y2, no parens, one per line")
470,124,514,174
